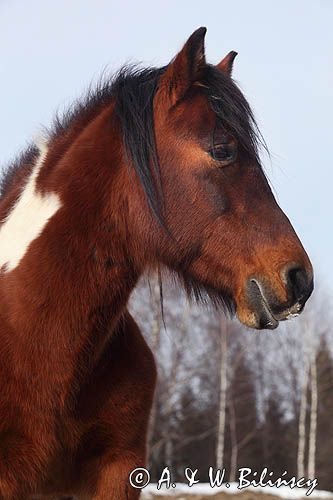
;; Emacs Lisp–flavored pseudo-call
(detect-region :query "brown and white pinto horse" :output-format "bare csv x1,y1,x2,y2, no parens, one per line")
0,28,313,499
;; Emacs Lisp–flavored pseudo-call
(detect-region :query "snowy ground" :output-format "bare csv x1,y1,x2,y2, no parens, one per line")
141,483,333,499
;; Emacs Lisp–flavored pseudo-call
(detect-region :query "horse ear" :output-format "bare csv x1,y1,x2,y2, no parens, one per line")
161,27,207,105
217,51,238,76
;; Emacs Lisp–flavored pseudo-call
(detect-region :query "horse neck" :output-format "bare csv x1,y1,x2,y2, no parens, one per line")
45,105,143,303
0,104,144,381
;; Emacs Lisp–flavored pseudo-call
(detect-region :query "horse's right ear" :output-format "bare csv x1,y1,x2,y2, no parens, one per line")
160,27,207,105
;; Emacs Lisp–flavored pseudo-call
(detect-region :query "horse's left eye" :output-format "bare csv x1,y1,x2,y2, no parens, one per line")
209,144,237,163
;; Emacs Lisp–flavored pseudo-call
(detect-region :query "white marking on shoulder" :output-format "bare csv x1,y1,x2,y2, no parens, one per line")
0,139,62,272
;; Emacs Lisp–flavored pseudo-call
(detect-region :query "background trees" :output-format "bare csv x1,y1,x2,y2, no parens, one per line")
130,276,333,490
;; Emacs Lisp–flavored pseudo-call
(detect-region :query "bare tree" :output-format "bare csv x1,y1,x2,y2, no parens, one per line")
163,295,190,468
297,360,308,479
216,317,227,469
308,350,318,479
147,275,163,468
228,395,238,481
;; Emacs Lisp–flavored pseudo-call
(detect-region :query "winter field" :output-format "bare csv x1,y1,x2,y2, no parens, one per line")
141,484,333,500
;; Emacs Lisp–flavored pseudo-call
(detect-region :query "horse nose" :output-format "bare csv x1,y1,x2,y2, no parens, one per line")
283,264,314,306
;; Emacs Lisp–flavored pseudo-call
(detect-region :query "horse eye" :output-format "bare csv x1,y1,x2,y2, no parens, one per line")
209,144,237,163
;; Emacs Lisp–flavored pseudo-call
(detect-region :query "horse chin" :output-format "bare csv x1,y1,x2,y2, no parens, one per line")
236,303,279,330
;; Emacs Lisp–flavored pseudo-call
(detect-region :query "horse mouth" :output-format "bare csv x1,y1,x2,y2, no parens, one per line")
246,279,304,330
246,279,279,329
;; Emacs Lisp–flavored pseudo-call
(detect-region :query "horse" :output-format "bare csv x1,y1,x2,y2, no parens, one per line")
0,27,313,499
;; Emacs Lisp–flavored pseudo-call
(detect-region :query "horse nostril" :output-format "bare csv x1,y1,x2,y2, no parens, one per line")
284,265,313,304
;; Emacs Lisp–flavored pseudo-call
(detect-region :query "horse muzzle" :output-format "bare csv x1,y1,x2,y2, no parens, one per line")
245,264,314,330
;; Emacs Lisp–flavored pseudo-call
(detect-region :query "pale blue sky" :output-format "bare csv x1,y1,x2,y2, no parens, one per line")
0,0,332,291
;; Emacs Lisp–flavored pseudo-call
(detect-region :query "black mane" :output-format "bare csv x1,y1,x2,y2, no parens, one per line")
113,66,166,222
0,64,266,216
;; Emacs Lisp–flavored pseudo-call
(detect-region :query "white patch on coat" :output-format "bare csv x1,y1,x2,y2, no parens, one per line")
0,140,61,272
